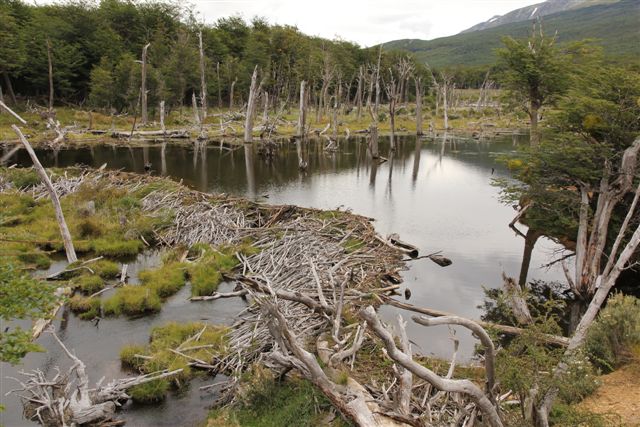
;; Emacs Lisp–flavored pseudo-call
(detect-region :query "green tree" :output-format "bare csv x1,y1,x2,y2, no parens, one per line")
497,24,570,146
0,263,59,364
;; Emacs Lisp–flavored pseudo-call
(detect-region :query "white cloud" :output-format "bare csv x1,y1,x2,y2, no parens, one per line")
192,0,542,46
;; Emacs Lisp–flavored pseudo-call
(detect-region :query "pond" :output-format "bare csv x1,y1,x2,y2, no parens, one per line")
1,134,566,426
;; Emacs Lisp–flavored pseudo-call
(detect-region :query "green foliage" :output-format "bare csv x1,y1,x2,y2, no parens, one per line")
138,262,187,298
210,372,342,427
0,263,58,364
119,322,228,402
128,379,170,403
69,295,101,320
187,244,246,297
586,294,640,372
72,274,105,294
549,403,615,427
342,237,365,254
103,285,162,316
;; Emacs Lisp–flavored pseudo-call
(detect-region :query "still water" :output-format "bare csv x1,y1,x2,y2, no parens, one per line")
1,135,565,426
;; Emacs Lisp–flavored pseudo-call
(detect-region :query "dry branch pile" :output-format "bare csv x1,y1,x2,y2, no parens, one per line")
7,168,502,426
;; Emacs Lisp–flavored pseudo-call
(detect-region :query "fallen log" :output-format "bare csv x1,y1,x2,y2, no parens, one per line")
110,129,189,139
380,295,569,347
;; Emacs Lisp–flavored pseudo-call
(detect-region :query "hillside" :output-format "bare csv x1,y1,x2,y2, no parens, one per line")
383,0,639,68
460,0,619,33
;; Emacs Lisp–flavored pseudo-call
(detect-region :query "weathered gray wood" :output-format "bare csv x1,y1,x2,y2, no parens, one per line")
12,125,77,263
198,31,207,121
244,66,259,143
140,43,150,125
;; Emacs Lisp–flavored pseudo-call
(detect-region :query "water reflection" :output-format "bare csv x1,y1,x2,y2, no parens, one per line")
8,135,566,362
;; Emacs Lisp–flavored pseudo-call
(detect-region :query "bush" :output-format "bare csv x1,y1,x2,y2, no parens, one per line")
586,294,640,372
73,275,105,294
91,260,120,279
138,263,187,298
69,295,101,320
128,379,170,403
119,344,148,370
91,238,143,257
103,286,162,316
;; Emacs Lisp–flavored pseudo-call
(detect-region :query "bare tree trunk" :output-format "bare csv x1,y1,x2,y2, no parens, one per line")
159,100,166,134
415,77,423,135
198,31,207,121
262,91,269,122
244,66,259,143
12,125,77,263
46,38,54,113
229,78,237,109
140,43,150,125
0,100,27,124
356,66,363,121
369,125,379,159
0,83,4,112
374,46,382,117
518,228,542,287
192,92,200,125
216,62,222,108
2,72,17,105
297,80,306,137
443,80,449,130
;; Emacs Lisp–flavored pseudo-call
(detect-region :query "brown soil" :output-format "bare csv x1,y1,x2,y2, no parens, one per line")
579,362,640,426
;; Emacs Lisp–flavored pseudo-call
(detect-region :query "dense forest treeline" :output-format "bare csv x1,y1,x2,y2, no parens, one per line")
0,0,444,115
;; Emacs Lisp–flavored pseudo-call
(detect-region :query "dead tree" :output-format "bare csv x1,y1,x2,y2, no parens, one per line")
385,71,398,151
297,80,306,137
159,100,166,135
11,328,182,426
568,138,640,297
46,38,54,113
361,306,504,427
415,76,423,135
192,92,200,125
355,66,364,121
374,46,382,117
12,125,76,263
198,31,207,121
535,183,640,426
216,62,222,108
140,43,150,125
229,77,237,109
244,66,260,143
440,72,453,130
0,100,27,124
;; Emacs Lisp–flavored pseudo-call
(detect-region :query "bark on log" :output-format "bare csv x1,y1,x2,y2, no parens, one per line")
140,43,150,125
380,296,569,346
244,66,259,143
360,306,504,427
12,125,77,263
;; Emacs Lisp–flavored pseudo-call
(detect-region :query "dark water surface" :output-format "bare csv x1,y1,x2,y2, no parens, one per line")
1,135,565,426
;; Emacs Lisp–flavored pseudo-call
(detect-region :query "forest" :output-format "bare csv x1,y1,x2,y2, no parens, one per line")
1,1,640,427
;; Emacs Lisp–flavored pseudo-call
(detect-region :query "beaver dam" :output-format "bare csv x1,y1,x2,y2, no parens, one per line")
1,135,573,427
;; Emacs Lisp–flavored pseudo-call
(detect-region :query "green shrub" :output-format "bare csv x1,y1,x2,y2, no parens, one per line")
139,263,187,298
128,379,170,403
120,344,148,370
586,294,640,372
73,275,105,294
69,295,101,320
4,168,40,189
91,260,120,279
91,239,143,257
103,286,161,316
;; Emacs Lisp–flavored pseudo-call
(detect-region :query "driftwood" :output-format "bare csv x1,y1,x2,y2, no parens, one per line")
9,328,182,426
110,129,188,139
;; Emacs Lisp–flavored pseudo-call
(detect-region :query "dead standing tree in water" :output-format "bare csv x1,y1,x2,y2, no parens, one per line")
415,76,423,135
384,71,399,151
140,43,150,125
244,65,262,143
198,30,207,121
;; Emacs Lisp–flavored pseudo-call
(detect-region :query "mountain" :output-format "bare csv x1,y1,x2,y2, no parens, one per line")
382,0,639,68
460,0,619,33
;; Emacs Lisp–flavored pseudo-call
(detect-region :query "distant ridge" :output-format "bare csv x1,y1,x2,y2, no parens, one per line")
382,0,638,68
460,0,620,34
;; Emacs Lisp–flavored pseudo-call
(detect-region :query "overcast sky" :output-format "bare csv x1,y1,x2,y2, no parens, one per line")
192,0,542,46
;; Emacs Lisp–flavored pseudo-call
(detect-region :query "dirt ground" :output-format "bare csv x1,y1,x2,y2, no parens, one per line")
579,362,640,426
